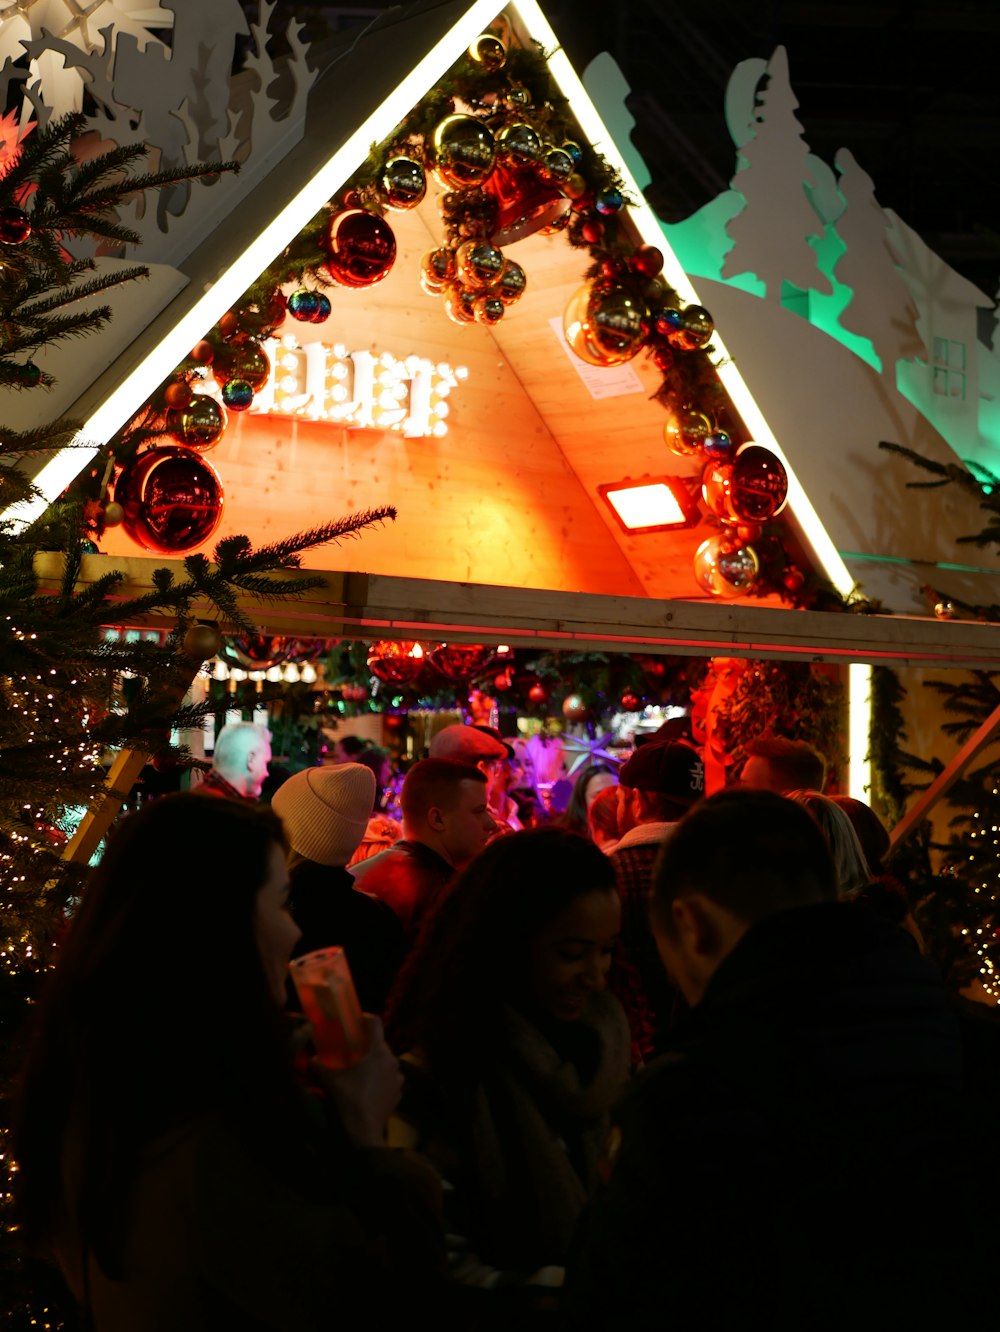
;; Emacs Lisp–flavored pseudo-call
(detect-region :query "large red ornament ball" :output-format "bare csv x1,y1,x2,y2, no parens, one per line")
731,445,789,521
562,693,589,722
324,209,397,288
429,643,496,680
528,682,549,705
165,394,228,450
367,640,425,684
0,205,32,244
115,447,224,554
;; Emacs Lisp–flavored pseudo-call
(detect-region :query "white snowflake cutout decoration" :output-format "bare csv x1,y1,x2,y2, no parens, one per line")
0,1,172,117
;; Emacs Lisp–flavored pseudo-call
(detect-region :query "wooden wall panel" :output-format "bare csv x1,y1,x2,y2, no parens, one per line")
100,202,718,601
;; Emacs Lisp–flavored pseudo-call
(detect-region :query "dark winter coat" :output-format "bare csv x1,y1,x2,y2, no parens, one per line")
565,901,994,1331
288,860,406,1014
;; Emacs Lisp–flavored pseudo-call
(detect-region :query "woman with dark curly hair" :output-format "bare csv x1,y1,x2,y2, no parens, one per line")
15,793,443,1330
385,827,629,1315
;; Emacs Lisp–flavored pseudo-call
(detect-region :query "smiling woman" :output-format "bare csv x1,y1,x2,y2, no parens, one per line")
385,828,630,1315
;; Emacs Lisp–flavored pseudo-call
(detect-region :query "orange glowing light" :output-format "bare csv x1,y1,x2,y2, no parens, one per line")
599,476,700,534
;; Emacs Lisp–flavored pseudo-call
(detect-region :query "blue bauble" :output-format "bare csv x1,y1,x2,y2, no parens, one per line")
703,431,735,461
288,289,321,321
655,308,684,337
222,378,254,411
595,188,624,215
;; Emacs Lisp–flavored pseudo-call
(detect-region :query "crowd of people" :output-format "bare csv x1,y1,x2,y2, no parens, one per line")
14,722,1000,1329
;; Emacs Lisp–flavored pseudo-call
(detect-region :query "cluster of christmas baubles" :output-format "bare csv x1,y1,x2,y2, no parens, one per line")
563,262,713,371
364,29,613,327
673,426,790,598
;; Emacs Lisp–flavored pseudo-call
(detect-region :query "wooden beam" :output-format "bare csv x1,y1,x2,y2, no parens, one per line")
33,553,1000,670
61,745,155,866
889,700,1000,848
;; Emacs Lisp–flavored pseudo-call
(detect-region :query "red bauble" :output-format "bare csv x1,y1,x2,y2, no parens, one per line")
428,643,496,681
163,379,194,409
190,340,215,365
494,670,513,691
221,635,296,671
562,693,588,722
783,567,806,592
621,691,641,711
580,219,604,244
367,640,424,684
703,445,789,524
631,245,664,277
528,682,549,705
324,209,397,288
0,205,32,244
115,447,224,554
218,311,240,339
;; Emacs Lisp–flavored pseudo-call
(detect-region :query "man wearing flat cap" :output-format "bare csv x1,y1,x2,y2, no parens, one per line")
612,739,705,1054
429,723,521,832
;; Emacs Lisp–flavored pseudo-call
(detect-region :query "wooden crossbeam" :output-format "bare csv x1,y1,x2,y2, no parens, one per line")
889,700,1000,849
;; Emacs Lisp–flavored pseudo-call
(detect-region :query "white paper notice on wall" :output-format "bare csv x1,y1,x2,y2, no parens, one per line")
548,317,645,400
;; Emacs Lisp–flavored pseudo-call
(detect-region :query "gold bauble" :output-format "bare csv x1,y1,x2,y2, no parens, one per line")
381,156,426,210
666,304,714,351
444,285,477,325
429,114,496,189
496,121,542,166
665,409,713,457
468,32,507,70
496,258,527,305
563,283,649,368
455,238,505,291
473,295,505,325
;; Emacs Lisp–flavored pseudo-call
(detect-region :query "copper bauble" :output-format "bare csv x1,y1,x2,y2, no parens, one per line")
222,634,296,672
495,259,527,305
0,205,32,244
664,409,713,458
163,379,193,409
562,693,589,722
563,282,649,367
455,238,505,290
115,447,224,554
693,536,759,598
165,394,228,450
444,285,477,325
666,304,714,351
324,209,396,288
381,156,426,210
420,247,455,292
213,338,270,392
428,114,496,189
103,501,124,527
474,295,504,325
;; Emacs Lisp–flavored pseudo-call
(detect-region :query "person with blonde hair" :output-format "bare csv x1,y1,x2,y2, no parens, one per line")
785,789,871,899
348,814,404,868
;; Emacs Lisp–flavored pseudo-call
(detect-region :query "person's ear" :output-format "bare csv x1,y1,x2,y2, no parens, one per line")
426,804,447,833
671,895,716,958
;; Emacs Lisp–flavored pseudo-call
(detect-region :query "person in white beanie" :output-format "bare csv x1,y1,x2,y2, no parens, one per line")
271,764,406,1014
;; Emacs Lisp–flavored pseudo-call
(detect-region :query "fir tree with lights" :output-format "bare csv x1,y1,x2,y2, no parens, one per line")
877,441,1000,1000
0,116,395,1328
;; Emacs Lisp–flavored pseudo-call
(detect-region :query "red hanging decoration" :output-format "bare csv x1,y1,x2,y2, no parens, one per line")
324,209,397,288
428,643,497,681
367,640,425,684
115,447,224,555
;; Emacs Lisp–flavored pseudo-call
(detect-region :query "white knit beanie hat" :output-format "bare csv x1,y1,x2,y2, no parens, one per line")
271,764,376,866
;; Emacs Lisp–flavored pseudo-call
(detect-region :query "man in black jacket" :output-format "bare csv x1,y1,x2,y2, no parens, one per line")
565,788,993,1330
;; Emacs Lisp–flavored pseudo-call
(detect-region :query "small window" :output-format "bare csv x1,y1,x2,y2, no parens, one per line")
932,338,966,400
